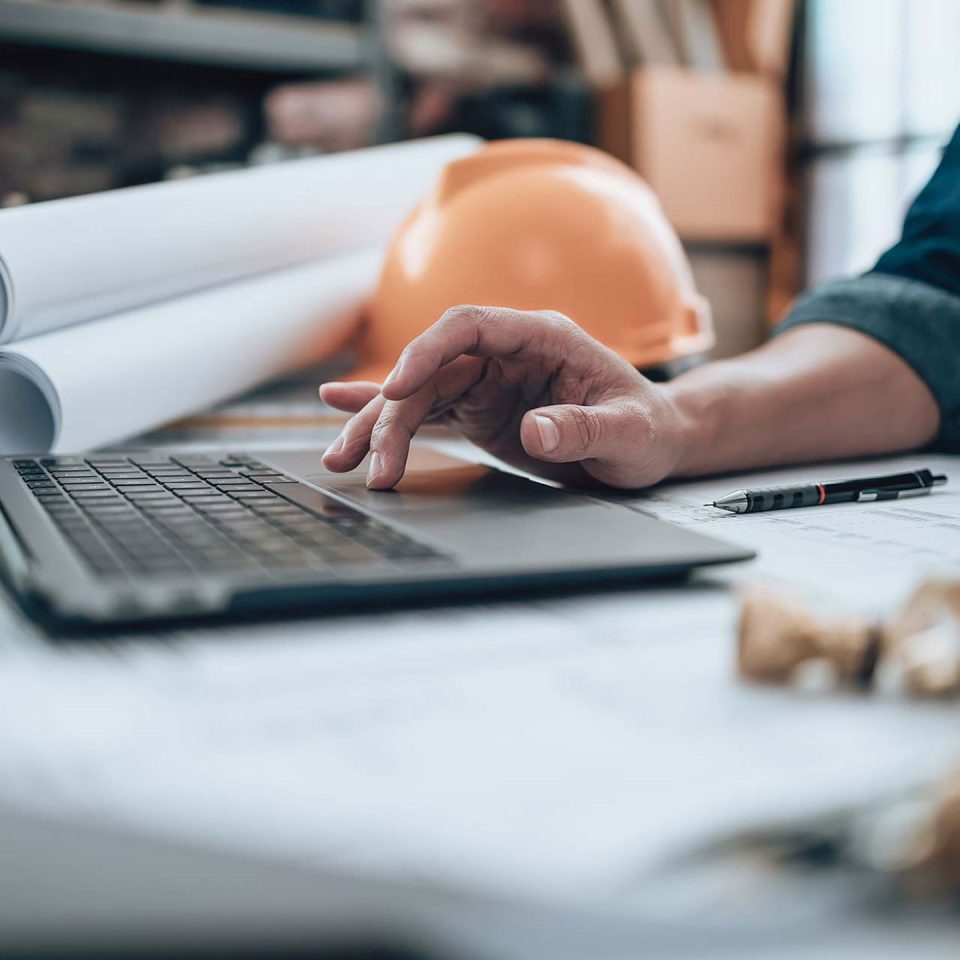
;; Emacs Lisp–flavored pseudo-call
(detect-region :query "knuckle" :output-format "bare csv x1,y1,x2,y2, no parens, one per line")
370,403,415,449
568,406,604,450
538,309,573,327
369,416,396,449
441,304,505,353
635,403,655,443
619,396,654,440
442,304,508,328
340,412,366,442
540,310,588,348
472,305,502,325
441,304,481,325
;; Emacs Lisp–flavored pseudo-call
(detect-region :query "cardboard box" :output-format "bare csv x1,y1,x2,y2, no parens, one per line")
599,67,785,243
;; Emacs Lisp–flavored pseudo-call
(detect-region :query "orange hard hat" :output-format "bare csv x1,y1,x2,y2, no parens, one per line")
350,138,712,381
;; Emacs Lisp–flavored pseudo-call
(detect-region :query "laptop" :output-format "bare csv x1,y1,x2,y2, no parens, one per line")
0,446,753,626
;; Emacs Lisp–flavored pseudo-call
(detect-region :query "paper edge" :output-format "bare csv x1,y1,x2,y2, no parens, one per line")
0,251,14,343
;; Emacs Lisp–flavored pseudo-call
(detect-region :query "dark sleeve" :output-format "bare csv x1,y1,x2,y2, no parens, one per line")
873,125,960,294
774,124,960,450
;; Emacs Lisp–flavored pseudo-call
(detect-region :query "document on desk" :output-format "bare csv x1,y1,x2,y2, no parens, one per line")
0,454,959,910
620,452,960,614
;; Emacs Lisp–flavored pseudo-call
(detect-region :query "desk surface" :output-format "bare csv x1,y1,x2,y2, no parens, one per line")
2,435,959,956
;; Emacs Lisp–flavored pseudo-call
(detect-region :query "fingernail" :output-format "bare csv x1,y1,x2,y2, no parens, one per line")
366,451,381,486
326,435,344,457
534,415,560,453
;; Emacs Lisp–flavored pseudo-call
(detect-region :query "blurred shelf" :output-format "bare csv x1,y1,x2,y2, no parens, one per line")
0,0,365,72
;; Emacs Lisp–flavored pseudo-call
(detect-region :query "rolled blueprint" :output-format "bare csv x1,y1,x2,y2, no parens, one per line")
0,134,479,344
0,249,381,454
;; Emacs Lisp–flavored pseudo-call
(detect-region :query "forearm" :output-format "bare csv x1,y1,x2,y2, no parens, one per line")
661,324,941,477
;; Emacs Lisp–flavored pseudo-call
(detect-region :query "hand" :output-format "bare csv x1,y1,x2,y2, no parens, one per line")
320,306,690,490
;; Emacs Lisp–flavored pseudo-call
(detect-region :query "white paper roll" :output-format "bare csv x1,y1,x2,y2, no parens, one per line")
0,249,382,454
0,135,480,344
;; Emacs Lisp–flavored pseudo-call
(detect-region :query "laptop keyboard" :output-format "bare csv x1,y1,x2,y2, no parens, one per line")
11,454,446,580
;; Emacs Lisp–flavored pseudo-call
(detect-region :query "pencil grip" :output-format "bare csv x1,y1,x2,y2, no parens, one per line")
746,484,821,513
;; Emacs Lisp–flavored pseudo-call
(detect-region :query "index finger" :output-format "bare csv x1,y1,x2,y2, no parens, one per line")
380,305,568,401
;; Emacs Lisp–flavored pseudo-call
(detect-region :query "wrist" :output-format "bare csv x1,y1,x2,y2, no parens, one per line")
658,373,725,477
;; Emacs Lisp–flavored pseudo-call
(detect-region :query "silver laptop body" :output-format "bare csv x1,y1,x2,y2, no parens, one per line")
0,446,752,627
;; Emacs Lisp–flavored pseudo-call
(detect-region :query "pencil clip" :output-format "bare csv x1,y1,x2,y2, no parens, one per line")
856,487,931,503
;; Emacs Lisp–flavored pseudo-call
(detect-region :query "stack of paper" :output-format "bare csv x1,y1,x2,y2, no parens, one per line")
0,135,481,454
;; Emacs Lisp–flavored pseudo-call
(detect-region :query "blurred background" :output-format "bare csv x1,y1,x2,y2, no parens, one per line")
0,0,958,359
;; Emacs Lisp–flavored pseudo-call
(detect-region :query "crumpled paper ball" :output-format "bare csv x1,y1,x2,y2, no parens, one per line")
738,580,960,698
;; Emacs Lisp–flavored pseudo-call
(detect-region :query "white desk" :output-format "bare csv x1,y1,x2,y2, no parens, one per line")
1,438,959,957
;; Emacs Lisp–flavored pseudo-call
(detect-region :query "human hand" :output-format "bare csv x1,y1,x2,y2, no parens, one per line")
320,306,690,490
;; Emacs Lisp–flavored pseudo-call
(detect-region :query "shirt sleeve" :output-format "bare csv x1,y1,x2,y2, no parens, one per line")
773,124,960,450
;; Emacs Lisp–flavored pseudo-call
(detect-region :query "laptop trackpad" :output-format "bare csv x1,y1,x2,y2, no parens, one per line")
262,447,586,519
260,447,748,571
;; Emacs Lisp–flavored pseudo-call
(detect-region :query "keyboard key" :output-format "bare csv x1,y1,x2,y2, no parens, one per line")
323,541,380,565
239,470,289,480
130,458,177,468
17,451,447,579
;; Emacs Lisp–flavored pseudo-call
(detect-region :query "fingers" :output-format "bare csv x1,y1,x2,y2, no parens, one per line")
319,380,381,413
380,305,573,402
519,400,668,488
323,358,484,487
519,403,619,464
365,385,441,490
367,358,484,489
323,383,440,487
321,392,385,472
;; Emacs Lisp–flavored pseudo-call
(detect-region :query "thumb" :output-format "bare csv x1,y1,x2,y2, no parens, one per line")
520,404,614,463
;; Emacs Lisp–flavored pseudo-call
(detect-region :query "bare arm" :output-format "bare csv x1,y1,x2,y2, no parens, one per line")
664,323,940,477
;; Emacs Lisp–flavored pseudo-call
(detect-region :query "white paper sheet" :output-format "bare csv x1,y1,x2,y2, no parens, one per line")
622,453,960,614
0,249,382,453
0,452,958,910
0,135,480,343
